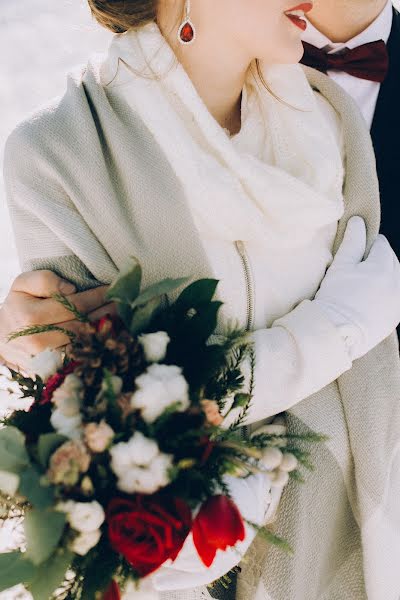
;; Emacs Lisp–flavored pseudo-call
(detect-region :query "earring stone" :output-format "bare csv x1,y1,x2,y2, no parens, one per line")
178,0,196,44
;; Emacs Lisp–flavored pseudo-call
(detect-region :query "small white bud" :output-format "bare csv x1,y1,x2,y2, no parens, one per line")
270,469,290,488
261,447,283,471
280,453,298,472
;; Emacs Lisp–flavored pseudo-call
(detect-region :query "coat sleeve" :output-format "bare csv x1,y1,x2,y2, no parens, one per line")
236,299,353,426
237,93,350,425
3,120,113,291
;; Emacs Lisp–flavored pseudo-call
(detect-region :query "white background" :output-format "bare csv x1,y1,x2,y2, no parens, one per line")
0,0,111,301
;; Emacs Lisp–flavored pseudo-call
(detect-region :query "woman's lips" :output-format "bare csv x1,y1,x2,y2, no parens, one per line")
284,3,313,31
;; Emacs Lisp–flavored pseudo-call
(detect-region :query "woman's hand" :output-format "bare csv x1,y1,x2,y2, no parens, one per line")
0,271,115,371
314,216,400,360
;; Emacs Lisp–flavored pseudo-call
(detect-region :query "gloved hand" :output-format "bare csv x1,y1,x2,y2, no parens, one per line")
152,472,273,592
314,216,400,361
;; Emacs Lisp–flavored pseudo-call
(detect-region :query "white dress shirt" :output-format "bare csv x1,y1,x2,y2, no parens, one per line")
303,0,393,128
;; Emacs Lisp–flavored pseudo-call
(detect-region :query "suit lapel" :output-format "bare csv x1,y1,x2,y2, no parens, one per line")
371,7,400,258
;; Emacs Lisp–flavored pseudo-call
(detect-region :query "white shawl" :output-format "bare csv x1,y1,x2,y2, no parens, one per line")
100,23,345,251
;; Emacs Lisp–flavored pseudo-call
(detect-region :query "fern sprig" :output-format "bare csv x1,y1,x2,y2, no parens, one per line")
245,521,294,555
8,324,76,343
52,293,89,323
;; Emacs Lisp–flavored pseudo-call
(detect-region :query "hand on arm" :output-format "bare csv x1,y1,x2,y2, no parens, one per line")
0,271,114,372
238,217,400,425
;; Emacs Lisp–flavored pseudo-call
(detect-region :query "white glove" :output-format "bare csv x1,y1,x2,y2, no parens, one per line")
152,472,273,591
314,216,400,361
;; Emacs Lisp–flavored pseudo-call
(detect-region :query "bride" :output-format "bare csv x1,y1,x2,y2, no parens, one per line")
2,0,400,598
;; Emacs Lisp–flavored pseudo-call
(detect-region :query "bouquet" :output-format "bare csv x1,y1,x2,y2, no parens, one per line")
0,259,323,599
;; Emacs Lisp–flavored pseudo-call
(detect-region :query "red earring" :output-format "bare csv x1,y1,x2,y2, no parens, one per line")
178,0,196,45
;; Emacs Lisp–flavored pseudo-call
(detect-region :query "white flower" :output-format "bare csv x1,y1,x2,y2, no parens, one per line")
279,453,298,472
110,431,173,494
65,500,105,533
50,408,82,439
261,447,283,471
29,349,63,382
52,375,84,417
70,529,101,556
138,331,170,363
0,470,19,496
131,364,189,423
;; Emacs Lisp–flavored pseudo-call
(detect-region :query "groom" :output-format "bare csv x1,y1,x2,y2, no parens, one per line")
301,0,400,260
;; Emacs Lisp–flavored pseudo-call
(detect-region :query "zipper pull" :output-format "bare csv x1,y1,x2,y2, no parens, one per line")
235,240,245,255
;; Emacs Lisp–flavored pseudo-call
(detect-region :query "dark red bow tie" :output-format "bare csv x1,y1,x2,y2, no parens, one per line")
300,40,389,83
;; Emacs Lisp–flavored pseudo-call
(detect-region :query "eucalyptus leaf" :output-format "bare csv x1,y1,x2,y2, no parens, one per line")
130,296,163,336
0,552,37,592
131,276,190,309
28,550,73,600
37,433,68,469
105,257,142,305
19,467,54,509
80,543,120,600
24,509,66,566
174,279,219,311
0,427,30,473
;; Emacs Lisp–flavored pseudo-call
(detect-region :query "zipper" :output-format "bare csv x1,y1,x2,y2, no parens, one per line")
235,241,255,332
235,240,255,439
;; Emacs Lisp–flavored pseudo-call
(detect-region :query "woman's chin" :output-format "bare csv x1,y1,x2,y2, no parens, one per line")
258,42,305,67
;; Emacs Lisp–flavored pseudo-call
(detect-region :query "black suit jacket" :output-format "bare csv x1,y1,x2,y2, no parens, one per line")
371,8,400,259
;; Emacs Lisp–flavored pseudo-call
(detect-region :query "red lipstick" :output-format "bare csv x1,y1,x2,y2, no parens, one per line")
284,3,313,31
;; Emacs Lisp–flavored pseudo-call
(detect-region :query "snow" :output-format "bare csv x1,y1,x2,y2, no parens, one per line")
0,0,111,301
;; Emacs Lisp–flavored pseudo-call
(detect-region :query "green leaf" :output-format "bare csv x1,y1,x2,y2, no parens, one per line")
24,509,66,566
0,552,37,592
28,550,73,600
184,301,223,343
175,279,219,311
131,277,190,310
0,427,30,473
37,433,68,469
19,467,54,509
130,296,163,336
105,257,142,305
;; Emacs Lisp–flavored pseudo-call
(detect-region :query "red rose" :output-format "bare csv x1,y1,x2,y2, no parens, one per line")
107,496,192,577
192,495,245,567
38,361,80,406
103,580,120,600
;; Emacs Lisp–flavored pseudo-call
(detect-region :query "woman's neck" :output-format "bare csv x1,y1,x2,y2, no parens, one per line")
308,0,388,43
175,48,247,135
157,6,250,135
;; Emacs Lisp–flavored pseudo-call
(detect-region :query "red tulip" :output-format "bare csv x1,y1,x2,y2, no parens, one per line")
103,580,120,600
192,495,245,567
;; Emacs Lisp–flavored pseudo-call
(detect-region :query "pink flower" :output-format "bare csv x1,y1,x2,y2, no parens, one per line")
201,400,223,426
47,440,91,486
84,421,114,453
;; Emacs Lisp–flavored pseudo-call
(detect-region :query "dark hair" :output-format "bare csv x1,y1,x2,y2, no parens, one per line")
87,1,157,33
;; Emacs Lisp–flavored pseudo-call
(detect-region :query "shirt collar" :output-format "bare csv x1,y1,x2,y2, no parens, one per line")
302,0,393,53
